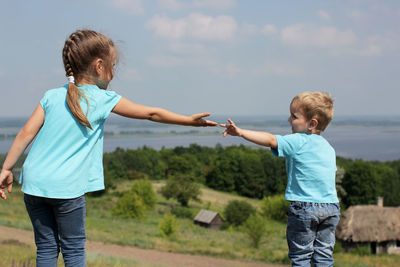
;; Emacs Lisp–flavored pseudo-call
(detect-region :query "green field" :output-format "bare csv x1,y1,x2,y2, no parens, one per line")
0,182,399,267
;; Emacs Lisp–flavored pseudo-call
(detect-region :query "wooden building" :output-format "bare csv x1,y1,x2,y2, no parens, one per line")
194,209,224,229
336,200,400,254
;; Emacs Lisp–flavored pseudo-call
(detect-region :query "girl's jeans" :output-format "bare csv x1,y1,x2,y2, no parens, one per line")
287,201,340,267
24,194,86,267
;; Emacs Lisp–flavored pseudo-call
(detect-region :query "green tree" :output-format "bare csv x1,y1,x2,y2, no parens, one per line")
224,200,256,226
342,160,383,207
161,174,201,207
113,192,145,219
130,179,157,209
259,194,289,222
242,213,267,248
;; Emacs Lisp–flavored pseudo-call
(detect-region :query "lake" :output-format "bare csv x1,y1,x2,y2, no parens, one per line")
1,115,400,162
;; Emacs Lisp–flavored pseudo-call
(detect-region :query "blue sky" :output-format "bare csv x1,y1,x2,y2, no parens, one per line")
1,0,399,118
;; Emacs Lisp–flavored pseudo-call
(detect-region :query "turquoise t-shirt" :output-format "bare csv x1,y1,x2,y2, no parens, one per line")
20,84,121,198
271,133,339,203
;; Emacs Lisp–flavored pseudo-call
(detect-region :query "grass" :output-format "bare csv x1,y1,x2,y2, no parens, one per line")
1,182,400,267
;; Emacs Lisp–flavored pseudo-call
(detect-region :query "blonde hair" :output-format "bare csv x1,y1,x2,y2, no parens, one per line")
62,29,117,129
291,91,334,132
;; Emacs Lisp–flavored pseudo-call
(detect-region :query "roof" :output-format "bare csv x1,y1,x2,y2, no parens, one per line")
336,205,400,243
194,209,221,224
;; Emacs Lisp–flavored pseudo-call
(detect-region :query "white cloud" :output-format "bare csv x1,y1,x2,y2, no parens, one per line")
111,0,144,14
281,24,357,47
193,0,236,10
241,23,278,36
262,24,278,35
146,13,237,41
157,0,188,11
157,0,236,11
317,10,331,21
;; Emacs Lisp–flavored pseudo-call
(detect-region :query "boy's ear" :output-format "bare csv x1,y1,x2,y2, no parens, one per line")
308,118,319,130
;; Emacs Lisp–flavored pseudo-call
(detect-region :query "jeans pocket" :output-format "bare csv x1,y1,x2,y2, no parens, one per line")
287,212,316,246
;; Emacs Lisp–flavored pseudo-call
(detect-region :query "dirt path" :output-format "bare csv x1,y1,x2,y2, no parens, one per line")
0,225,286,267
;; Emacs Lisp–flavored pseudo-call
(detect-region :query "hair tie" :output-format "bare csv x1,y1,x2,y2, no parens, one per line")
67,76,75,84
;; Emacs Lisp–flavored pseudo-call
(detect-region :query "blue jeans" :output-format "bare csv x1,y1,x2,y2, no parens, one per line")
287,202,340,267
24,194,86,267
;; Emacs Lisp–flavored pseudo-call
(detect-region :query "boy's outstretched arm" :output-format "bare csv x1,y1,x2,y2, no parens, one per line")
220,119,278,148
112,97,217,127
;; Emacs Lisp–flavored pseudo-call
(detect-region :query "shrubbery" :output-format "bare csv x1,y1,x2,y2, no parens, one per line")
112,179,156,219
242,213,267,248
224,200,255,226
159,213,180,238
260,194,289,222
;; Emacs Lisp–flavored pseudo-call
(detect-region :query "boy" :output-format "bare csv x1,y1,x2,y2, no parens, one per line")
221,92,340,267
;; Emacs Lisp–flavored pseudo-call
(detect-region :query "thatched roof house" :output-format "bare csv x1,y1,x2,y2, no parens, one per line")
194,209,224,229
336,204,400,254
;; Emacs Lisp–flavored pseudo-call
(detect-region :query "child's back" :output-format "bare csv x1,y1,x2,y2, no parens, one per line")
272,133,338,203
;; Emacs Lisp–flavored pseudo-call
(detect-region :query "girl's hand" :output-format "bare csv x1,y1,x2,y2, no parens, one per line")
190,112,218,127
0,169,13,200
220,119,242,137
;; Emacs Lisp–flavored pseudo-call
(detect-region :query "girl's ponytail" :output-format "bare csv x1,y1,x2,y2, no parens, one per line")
62,31,95,130
66,82,92,130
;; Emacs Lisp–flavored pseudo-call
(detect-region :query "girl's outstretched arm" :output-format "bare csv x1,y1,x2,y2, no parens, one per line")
220,119,278,148
0,104,44,200
112,97,217,127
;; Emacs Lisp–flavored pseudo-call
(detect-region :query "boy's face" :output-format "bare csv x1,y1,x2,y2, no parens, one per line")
288,102,312,134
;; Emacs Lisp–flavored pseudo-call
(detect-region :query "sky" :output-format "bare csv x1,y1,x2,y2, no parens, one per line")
1,0,400,118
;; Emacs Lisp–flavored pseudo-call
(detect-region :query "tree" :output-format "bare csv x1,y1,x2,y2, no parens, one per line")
224,200,256,226
242,213,267,248
160,174,201,207
342,160,383,207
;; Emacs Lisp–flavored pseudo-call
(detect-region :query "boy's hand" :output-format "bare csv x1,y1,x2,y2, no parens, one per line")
220,119,242,137
190,112,218,127
0,169,13,200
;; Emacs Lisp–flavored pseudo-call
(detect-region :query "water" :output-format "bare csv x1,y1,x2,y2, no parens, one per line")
1,116,400,162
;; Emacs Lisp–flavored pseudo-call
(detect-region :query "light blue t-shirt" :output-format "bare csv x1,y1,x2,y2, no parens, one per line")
271,133,339,203
20,84,122,198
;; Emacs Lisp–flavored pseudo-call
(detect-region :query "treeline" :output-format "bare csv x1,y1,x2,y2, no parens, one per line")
1,144,399,208
101,144,400,208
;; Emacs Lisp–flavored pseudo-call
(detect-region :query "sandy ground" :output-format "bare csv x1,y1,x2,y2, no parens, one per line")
0,225,287,267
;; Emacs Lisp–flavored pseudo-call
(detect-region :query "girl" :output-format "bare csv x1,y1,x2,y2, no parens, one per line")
0,29,217,267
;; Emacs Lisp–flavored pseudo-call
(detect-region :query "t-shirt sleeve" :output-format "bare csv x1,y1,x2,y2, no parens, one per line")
39,91,51,111
271,134,305,158
100,90,122,120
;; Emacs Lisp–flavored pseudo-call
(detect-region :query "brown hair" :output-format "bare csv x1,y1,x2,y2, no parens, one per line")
291,91,334,132
62,29,117,129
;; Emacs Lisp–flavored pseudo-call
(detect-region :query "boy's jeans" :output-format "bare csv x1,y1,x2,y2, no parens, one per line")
287,201,340,267
24,194,86,267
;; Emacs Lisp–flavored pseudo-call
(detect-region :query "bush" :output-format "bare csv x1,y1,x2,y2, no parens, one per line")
242,213,267,248
224,200,255,226
160,174,201,207
159,213,180,238
260,194,289,222
130,179,156,210
112,179,156,218
171,206,194,219
112,192,145,219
